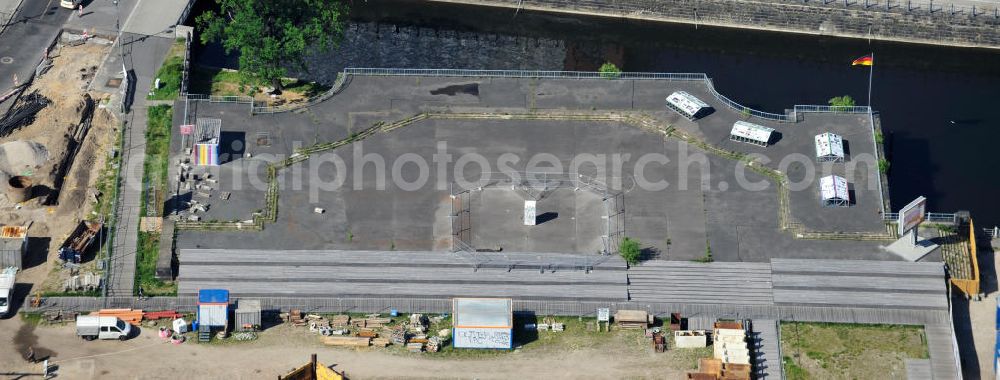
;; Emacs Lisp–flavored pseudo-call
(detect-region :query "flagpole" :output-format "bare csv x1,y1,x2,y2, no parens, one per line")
867,52,874,110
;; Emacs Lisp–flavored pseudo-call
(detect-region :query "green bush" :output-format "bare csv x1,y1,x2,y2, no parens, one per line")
828,95,856,108
878,158,890,173
619,237,640,265
599,62,622,79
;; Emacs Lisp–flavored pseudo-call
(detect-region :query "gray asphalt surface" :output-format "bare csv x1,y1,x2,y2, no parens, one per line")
0,0,70,104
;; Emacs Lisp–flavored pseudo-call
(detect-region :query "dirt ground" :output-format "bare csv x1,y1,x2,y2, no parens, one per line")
0,316,692,379
0,42,116,293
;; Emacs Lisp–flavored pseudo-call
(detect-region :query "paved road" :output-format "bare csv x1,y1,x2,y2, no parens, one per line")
0,0,69,104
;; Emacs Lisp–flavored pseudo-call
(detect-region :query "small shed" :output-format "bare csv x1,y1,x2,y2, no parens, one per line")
665,91,711,121
192,118,221,166
819,175,850,207
613,309,653,329
0,225,27,269
452,297,513,349
235,299,261,331
815,132,845,162
197,289,229,328
729,121,774,147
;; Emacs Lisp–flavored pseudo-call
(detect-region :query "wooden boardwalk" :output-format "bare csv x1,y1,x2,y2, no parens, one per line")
178,249,628,302
627,261,774,305
924,324,961,379
905,358,933,380
751,319,782,380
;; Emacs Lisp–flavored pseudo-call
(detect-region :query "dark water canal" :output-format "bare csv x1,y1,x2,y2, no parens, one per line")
190,0,1000,227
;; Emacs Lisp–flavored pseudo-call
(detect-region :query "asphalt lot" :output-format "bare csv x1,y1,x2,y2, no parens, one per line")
173,75,893,262
0,0,70,112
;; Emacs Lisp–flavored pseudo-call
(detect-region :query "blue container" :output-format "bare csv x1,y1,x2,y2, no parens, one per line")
390,309,398,317
995,296,1000,330
192,320,199,331
199,289,230,303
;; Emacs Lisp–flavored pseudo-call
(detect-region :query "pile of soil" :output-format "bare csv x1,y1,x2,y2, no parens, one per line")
0,140,49,178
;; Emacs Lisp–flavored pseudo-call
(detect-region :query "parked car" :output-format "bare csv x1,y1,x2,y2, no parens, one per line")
76,316,132,341
60,0,82,10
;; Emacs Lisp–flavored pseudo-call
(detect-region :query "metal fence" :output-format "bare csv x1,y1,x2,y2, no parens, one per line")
508,0,1000,19
342,67,706,81
25,295,949,325
777,0,1000,18
882,212,957,223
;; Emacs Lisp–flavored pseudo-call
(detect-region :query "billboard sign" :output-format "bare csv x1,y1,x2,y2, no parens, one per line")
453,327,513,349
597,308,610,322
179,124,194,135
898,196,927,236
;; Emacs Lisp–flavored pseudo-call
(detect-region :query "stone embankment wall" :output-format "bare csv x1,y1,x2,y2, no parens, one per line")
429,0,1000,49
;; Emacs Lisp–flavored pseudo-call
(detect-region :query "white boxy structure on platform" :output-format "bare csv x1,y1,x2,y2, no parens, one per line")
820,175,850,207
665,91,710,120
815,132,845,162
729,121,774,147
452,298,513,349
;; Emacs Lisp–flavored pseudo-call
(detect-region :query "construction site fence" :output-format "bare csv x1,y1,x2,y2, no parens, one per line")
27,296,949,325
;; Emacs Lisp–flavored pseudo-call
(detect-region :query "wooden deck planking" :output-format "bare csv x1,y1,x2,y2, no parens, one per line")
904,358,933,380
178,280,627,301
180,265,626,285
752,320,782,379
772,289,949,310
771,259,944,277
771,274,947,293
180,249,627,269
924,324,960,379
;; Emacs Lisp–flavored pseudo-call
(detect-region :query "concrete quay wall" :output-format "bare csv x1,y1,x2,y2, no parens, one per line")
428,0,1000,49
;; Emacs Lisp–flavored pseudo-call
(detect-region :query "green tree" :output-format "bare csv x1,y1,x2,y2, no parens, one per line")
828,95,856,108
619,237,641,265
599,62,622,79
197,0,348,93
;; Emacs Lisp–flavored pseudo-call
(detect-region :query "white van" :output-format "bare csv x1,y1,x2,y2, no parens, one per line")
76,316,132,341
60,0,82,10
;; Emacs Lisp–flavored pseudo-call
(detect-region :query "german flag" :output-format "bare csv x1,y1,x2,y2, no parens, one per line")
852,55,874,66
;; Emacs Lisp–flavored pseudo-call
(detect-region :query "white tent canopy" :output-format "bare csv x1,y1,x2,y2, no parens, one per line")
820,175,850,207
665,91,710,120
815,132,845,162
729,121,775,147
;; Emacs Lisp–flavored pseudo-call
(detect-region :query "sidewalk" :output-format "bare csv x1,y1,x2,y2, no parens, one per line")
104,32,176,297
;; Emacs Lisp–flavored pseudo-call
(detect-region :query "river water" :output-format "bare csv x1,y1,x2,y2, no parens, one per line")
191,0,1000,227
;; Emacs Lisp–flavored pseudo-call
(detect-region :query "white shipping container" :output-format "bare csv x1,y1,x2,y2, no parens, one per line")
198,304,227,327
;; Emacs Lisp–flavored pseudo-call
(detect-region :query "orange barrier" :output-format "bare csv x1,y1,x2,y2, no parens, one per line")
952,219,981,298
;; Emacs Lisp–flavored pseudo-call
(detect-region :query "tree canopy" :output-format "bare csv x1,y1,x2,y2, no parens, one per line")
619,237,641,265
197,0,348,92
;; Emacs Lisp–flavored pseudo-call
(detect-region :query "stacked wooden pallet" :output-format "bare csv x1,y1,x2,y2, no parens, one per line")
352,317,391,329
321,336,371,347
93,309,143,326
329,314,351,328
287,309,306,327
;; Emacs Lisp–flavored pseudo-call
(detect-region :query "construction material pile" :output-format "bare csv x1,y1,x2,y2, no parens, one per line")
687,321,751,380
0,92,49,137
92,308,143,326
